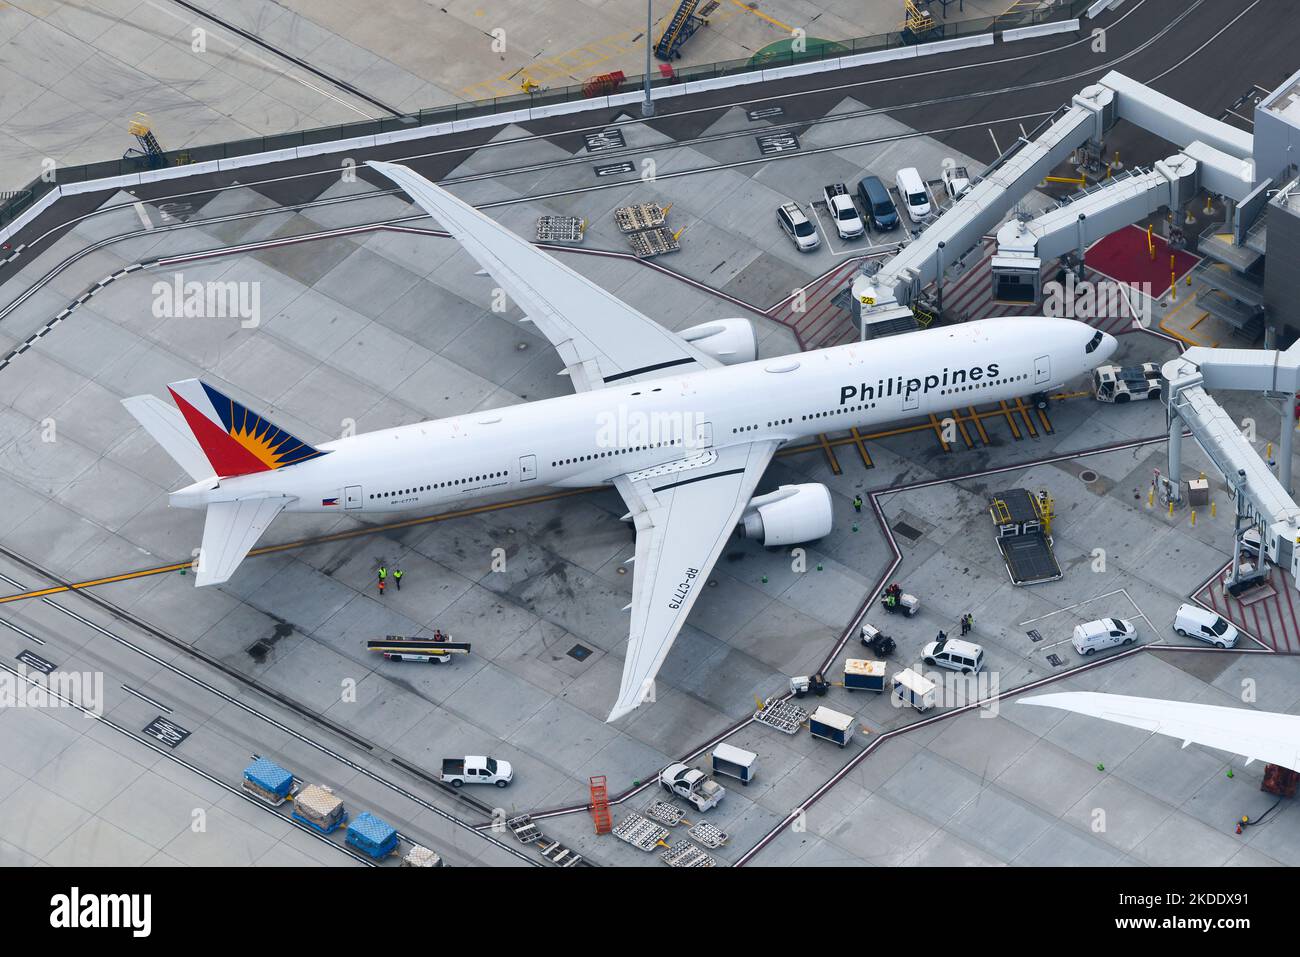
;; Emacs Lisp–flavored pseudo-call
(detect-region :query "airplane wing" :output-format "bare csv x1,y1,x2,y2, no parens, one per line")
1020,692,1300,770
366,161,720,392
607,440,780,722
196,497,290,587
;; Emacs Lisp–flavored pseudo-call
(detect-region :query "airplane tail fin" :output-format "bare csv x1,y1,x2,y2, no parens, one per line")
162,378,327,478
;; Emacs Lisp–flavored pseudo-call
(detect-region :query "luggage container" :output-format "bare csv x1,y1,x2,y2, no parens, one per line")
892,668,937,712
241,757,295,806
402,845,445,867
843,658,886,692
346,811,399,859
808,706,855,747
711,743,757,784
292,784,347,834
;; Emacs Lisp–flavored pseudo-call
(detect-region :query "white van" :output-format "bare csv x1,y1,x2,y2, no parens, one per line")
1173,604,1239,648
1071,617,1137,655
895,167,931,223
921,636,984,674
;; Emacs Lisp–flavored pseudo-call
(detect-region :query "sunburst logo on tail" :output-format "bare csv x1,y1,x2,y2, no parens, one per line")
167,378,328,478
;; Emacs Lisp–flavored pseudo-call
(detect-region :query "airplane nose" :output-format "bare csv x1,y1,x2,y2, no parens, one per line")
1101,332,1118,359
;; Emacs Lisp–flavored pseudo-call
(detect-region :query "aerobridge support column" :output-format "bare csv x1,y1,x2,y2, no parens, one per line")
1168,410,1183,503
1282,397,1296,495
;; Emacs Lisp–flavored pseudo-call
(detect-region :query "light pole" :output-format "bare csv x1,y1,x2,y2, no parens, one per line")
642,0,654,117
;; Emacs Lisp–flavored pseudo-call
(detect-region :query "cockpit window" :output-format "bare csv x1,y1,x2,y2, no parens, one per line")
1085,331,1104,354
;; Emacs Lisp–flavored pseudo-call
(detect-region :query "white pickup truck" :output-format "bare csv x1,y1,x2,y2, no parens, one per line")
821,183,865,239
942,164,971,200
441,756,513,788
660,763,726,811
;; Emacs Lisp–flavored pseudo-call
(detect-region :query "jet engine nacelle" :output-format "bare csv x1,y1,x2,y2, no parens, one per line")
739,483,834,547
678,318,758,366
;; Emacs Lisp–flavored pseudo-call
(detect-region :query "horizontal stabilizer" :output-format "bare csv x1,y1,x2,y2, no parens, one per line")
196,497,288,587
121,395,213,482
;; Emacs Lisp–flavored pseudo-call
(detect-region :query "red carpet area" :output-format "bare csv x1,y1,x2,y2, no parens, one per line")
1085,224,1200,294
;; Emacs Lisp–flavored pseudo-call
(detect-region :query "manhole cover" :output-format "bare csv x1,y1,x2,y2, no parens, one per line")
893,521,924,542
1046,653,1065,667
1027,629,1043,642
567,644,592,662
1079,469,1099,483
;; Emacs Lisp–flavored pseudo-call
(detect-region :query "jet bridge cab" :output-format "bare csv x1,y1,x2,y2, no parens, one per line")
991,253,1042,305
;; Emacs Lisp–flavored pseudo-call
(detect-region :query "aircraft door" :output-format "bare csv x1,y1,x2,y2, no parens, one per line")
902,382,920,412
694,420,713,449
519,454,537,482
1034,354,1051,385
344,485,363,509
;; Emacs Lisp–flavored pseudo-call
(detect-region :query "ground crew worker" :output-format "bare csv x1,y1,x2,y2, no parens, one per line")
961,613,973,636
377,578,385,597
852,494,863,513
378,565,387,584
393,568,403,591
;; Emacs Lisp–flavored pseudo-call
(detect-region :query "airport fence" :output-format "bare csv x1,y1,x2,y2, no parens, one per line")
0,0,1095,233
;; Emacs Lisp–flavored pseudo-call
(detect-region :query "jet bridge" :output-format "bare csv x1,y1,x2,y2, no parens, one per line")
1164,347,1300,588
851,70,1260,335
994,142,1258,302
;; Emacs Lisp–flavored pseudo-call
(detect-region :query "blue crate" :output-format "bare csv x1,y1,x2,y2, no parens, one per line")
347,811,399,858
243,757,293,799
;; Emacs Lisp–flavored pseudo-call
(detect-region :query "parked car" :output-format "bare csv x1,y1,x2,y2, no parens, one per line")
1173,604,1239,648
941,164,971,200
821,183,864,239
1072,617,1138,655
857,175,900,230
777,200,820,251
895,166,932,222
441,756,513,788
921,635,985,674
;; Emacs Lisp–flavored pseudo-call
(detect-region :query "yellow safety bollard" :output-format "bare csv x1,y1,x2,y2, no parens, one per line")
1211,500,1217,518
1147,224,1155,260
1268,441,1273,461
1191,509,1196,527
1170,271,1177,301
1168,500,1174,518
1148,487,1154,507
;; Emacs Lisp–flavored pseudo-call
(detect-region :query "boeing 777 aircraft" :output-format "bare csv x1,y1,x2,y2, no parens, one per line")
123,161,1117,721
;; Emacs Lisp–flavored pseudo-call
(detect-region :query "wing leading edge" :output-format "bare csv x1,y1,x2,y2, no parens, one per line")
608,440,780,722
1020,692,1300,770
365,161,719,391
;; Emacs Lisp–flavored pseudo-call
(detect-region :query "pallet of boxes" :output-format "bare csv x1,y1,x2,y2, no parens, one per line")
291,783,348,835
614,202,680,259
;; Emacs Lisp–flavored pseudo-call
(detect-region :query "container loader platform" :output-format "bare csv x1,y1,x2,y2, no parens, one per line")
990,488,1062,585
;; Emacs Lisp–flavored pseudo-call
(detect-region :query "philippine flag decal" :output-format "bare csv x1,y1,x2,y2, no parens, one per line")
322,497,340,506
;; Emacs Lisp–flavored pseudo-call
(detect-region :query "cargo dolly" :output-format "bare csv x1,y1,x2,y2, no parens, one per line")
661,841,716,867
688,821,728,849
643,801,688,826
507,814,542,843
366,634,471,664
614,812,671,851
540,839,584,867
753,696,808,734
628,226,680,258
615,203,668,233
536,215,585,244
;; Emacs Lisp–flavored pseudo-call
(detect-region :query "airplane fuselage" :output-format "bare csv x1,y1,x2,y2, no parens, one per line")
172,317,1114,513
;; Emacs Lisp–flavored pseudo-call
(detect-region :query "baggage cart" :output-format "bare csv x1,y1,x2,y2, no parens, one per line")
808,706,855,747
711,742,757,784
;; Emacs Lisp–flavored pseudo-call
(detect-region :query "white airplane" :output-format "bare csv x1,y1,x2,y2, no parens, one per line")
1021,692,1300,770
123,160,1117,722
